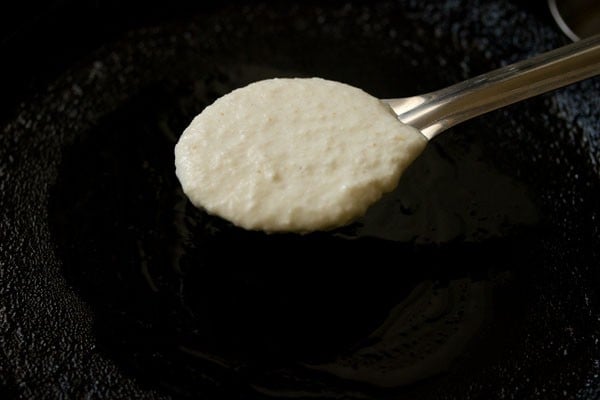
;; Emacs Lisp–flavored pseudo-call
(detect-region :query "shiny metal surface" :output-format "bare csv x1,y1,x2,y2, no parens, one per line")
549,0,600,41
384,34,600,140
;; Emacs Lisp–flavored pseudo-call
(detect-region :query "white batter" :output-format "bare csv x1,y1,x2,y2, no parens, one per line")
175,78,427,232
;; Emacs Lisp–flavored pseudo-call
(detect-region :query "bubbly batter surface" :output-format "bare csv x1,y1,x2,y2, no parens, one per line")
175,78,426,232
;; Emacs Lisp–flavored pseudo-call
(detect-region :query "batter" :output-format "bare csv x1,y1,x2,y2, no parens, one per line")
175,78,426,232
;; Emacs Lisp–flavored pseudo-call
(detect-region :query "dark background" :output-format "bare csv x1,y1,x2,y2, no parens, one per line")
0,0,214,112
0,0,556,115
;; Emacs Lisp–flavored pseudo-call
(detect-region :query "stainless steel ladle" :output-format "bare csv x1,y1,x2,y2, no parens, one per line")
384,34,600,140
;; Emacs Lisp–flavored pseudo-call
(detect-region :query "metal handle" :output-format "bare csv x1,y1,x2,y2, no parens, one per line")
387,34,600,139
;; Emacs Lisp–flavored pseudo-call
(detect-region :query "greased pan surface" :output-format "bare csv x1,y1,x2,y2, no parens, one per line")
1,1,599,399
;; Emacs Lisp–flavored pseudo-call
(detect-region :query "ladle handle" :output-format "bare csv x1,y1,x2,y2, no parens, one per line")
392,34,600,139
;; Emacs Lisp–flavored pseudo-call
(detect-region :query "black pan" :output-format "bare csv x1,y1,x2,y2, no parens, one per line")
1,0,599,399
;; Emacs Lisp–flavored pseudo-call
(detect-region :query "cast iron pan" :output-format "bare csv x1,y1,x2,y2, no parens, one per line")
1,0,599,398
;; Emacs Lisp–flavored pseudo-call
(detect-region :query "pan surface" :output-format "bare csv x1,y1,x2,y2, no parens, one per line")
1,0,599,399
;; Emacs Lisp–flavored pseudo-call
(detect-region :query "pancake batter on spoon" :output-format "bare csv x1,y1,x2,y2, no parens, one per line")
175,78,426,232
175,36,600,233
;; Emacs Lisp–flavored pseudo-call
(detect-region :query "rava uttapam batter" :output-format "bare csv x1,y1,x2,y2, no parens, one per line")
175,78,426,232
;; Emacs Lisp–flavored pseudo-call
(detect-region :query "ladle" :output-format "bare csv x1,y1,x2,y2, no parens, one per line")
384,34,600,139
